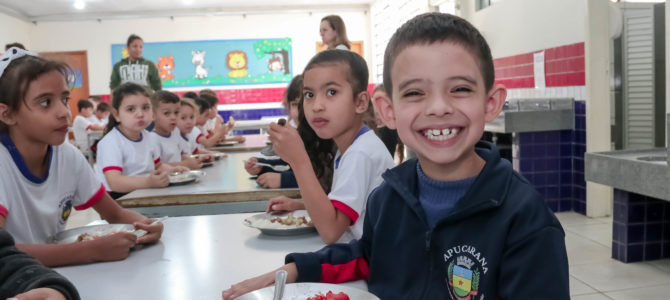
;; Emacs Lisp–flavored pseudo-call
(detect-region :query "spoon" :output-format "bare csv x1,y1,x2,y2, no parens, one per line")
261,119,287,156
272,269,287,300
254,162,291,172
133,216,168,237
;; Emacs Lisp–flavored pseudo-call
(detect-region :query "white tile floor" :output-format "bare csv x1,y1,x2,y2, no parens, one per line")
65,210,670,299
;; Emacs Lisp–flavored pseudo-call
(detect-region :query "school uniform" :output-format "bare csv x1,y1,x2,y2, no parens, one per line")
95,127,160,192
286,142,569,299
72,115,95,152
182,127,203,155
328,127,394,242
150,128,187,163
0,134,105,244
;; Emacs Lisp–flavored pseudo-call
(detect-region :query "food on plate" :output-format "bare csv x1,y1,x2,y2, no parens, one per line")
75,231,120,242
307,291,350,300
270,213,311,226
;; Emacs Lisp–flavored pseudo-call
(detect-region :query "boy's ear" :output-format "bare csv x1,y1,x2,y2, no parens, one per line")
373,92,397,129
354,91,370,114
484,83,507,123
0,103,17,127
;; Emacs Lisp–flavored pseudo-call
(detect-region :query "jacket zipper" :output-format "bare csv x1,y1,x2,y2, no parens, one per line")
418,230,434,300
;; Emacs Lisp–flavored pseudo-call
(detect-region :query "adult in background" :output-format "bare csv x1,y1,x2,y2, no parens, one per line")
320,15,351,50
109,34,161,92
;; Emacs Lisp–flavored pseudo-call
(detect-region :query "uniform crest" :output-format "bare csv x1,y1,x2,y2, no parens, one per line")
58,194,74,225
444,244,487,300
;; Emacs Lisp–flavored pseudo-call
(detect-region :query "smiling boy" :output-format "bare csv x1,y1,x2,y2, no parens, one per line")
222,13,569,300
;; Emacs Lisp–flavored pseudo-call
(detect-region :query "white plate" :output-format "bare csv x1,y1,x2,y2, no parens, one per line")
244,210,316,236
169,170,205,186
235,283,379,300
48,224,144,244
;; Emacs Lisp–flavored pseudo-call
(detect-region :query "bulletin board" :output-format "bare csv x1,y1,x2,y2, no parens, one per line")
111,38,293,88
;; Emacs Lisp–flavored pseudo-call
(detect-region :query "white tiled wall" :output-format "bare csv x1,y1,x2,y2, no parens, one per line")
506,86,587,101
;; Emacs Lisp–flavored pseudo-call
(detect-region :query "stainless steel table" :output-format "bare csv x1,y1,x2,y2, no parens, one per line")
54,213,367,300
118,152,299,217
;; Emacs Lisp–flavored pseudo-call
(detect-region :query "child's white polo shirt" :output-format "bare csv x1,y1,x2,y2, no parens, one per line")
0,134,105,244
184,127,204,154
72,115,94,152
329,128,395,242
95,127,161,191
150,128,187,163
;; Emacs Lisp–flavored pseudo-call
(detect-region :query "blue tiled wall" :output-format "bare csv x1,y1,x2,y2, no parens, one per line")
612,189,670,262
218,108,285,135
516,101,587,214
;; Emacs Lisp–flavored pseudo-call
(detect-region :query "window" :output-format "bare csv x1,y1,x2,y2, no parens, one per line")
477,0,502,11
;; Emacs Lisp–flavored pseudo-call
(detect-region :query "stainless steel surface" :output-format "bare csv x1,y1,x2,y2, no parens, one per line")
485,98,574,133
48,224,139,244
244,211,316,236
54,214,368,299
168,170,205,185
273,270,287,300
236,283,380,300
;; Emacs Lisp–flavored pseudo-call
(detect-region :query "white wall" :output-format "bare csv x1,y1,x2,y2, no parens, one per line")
459,0,587,58
0,12,32,50
27,10,370,94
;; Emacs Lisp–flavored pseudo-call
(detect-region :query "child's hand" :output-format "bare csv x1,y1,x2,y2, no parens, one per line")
257,172,281,189
182,156,203,170
148,169,170,188
267,122,306,165
9,288,67,300
134,218,164,244
88,231,137,262
229,135,245,143
244,157,262,175
170,165,190,173
221,270,275,300
266,196,304,213
198,154,214,162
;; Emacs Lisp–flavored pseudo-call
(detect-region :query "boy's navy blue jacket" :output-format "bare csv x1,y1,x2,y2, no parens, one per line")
286,142,569,300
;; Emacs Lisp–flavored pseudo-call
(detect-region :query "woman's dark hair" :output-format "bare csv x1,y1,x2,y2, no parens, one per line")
105,82,151,135
322,15,351,50
127,34,143,47
282,74,303,109
0,55,72,133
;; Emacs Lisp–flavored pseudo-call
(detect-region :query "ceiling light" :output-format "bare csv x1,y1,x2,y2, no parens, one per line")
183,0,194,5
74,0,85,10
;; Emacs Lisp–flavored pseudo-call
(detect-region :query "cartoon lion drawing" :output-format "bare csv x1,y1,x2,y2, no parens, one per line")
226,50,248,78
156,55,175,81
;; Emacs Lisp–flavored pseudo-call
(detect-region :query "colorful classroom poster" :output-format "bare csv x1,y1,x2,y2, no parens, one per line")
111,38,293,88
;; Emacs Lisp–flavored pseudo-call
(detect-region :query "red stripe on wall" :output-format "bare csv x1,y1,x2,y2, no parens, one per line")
494,42,585,89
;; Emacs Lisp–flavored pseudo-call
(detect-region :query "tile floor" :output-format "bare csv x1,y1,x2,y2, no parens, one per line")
66,210,670,299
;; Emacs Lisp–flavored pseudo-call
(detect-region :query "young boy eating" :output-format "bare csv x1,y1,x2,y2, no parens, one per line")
222,12,569,300
72,100,104,153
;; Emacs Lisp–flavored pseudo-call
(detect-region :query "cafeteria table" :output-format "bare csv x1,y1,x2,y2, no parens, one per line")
209,134,270,153
118,152,299,217
54,213,367,300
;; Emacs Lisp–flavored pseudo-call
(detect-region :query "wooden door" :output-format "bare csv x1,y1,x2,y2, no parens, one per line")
38,51,90,124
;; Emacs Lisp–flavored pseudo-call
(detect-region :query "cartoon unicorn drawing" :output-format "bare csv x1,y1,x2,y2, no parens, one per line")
192,51,208,79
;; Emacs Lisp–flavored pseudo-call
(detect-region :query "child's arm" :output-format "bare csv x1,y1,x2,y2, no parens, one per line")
222,263,298,300
89,123,105,131
177,155,203,170
197,122,230,148
104,169,169,193
267,123,351,244
92,192,163,245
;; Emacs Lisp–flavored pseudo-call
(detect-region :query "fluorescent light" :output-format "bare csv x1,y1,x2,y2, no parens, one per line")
74,0,85,10
183,0,194,5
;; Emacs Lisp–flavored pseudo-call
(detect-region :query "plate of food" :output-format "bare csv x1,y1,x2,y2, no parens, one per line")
215,141,239,147
243,210,316,236
169,170,205,186
235,282,379,300
48,224,144,244
189,152,226,161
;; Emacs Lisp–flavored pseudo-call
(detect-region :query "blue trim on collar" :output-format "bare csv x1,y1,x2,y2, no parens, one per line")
180,134,189,142
153,130,171,138
0,133,52,184
115,126,143,142
335,126,370,169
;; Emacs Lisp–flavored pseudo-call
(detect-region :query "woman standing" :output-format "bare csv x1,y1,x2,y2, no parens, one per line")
320,15,351,50
109,34,161,92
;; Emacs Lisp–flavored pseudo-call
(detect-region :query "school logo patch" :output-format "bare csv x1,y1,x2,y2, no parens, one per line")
444,244,488,300
58,194,74,225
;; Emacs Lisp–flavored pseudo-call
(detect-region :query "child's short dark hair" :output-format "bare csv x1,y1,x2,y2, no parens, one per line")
373,83,385,94
193,97,211,114
150,90,180,110
4,43,25,51
182,91,198,99
96,102,110,112
77,99,93,111
304,49,368,95
89,95,102,103
0,55,72,133
283,74,303,108
200,93,219,107
127,34,142,47
383,12,494,96
199,89,217,98
105,82,150,134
